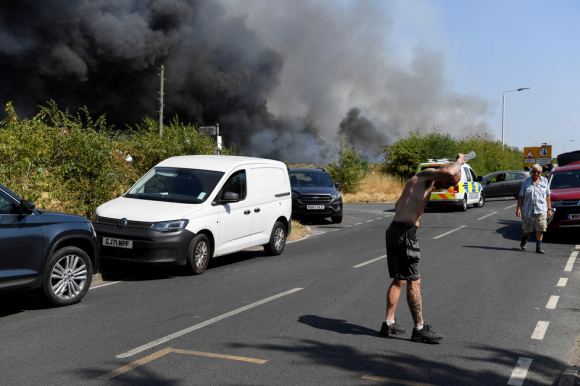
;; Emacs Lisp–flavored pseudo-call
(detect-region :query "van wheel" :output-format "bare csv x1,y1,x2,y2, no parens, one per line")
43,246,93,307
460,195,468,211
264,221,286,256
475,192,485,208
185,234,210,275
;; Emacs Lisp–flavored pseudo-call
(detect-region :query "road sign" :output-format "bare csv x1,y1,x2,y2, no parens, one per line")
199,126,217,136
523,145,552,167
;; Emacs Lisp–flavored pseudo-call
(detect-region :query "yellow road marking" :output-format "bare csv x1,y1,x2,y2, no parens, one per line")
99,348,266,380
171,348,267,364
362,375,439,386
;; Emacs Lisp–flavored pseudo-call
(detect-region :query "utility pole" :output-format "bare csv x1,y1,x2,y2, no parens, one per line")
158,65,165,139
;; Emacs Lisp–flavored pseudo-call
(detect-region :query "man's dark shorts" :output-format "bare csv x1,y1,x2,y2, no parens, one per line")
386,221,421,281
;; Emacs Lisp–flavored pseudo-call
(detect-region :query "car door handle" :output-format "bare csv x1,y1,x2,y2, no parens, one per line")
244,210,251,215
254,208,261,213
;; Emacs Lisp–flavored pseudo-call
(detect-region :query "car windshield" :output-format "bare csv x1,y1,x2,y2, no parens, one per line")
549,169,580,189
290,172,334,187
125,167,224,204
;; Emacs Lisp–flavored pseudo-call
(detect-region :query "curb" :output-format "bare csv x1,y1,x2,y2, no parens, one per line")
559,367,579,386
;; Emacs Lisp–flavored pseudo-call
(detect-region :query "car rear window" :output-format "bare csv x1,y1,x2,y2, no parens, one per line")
549,169,580,189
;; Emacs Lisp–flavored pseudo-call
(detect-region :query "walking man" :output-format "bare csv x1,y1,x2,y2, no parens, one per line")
380,153,465,343
516,164,552,254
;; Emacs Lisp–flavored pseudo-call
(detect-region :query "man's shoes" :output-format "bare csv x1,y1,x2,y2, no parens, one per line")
411,324,444,343
536,246,546,254
380,320,406,337
520,238,527,250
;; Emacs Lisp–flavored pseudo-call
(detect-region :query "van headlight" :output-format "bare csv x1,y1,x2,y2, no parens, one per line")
91,212,99,223
551,201,561,207
151,219,189,232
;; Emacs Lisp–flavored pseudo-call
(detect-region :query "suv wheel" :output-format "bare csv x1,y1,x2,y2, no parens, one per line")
43,246,93,307
264,221,286,256
474,192,485,208
185,234,210,275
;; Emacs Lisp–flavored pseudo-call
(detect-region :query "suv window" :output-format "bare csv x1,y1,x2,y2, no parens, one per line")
469,169,478,182
289,172,334,187
549,169,580,189
463,167,472,182
0,191,16,214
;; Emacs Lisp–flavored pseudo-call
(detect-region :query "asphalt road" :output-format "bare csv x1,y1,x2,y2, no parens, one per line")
1,199,579,385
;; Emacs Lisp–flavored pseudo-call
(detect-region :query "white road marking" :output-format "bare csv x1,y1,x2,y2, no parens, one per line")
354,222,364,226
375,217,383,220
531,321,549,340
365,220,374,223
477,212,497,220
565,251,578,272
353,255,386,268
504,204,517,209
507,357,533,386
433,225,466,239
90,281,122,290
546,295,560,309
116,288,303,358
557,278,568,287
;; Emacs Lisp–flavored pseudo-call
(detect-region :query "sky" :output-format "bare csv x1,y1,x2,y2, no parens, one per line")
1,0,579,163
387,0,580,156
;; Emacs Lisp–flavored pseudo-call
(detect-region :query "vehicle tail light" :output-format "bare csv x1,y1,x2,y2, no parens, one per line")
453,185,459,193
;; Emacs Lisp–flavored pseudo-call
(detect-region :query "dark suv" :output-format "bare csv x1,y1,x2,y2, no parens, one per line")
289,168,343,223
0,183,99,306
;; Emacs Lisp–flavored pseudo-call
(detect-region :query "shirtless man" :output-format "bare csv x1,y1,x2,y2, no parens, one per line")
379,153,465,343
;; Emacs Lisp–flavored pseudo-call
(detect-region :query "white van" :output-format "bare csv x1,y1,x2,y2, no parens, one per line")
92,155,292,274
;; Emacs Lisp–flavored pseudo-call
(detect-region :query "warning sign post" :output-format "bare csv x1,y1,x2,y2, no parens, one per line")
523,145,552,169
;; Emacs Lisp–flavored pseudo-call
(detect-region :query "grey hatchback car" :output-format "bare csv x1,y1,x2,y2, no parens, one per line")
481,170,530,198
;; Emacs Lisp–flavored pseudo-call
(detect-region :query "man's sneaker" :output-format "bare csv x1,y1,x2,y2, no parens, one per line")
536,246,546,254
411,324,444,343
379,320,406,337
520,238,527,250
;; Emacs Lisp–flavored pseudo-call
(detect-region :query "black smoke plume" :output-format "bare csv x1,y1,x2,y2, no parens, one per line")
0,0,492,164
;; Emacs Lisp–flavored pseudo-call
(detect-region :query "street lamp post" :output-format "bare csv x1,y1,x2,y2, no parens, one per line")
564,139,577,152
502,87,530,147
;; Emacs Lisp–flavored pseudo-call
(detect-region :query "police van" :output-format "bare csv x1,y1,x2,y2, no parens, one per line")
417,158,485,211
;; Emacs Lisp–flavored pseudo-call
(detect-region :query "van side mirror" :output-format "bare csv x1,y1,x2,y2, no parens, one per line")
19,200,35,215
219,191,240,204
335,182,341,188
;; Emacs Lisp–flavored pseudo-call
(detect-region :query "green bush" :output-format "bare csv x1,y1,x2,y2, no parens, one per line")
0,101,228,219
327,136,370,194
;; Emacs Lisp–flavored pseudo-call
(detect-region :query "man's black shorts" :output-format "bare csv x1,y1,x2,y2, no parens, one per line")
386,221,421,281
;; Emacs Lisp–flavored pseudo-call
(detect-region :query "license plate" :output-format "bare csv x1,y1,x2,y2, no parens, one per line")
307,205,325,210
569,214,580,220
103,237,133,249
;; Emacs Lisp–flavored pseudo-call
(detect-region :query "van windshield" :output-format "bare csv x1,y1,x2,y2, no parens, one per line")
125,167,224,204
549,169,580,190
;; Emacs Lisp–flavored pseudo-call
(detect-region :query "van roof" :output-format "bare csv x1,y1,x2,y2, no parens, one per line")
156,155,285,172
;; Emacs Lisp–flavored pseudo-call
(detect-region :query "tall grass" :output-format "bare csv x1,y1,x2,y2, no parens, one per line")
342,172,405,203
